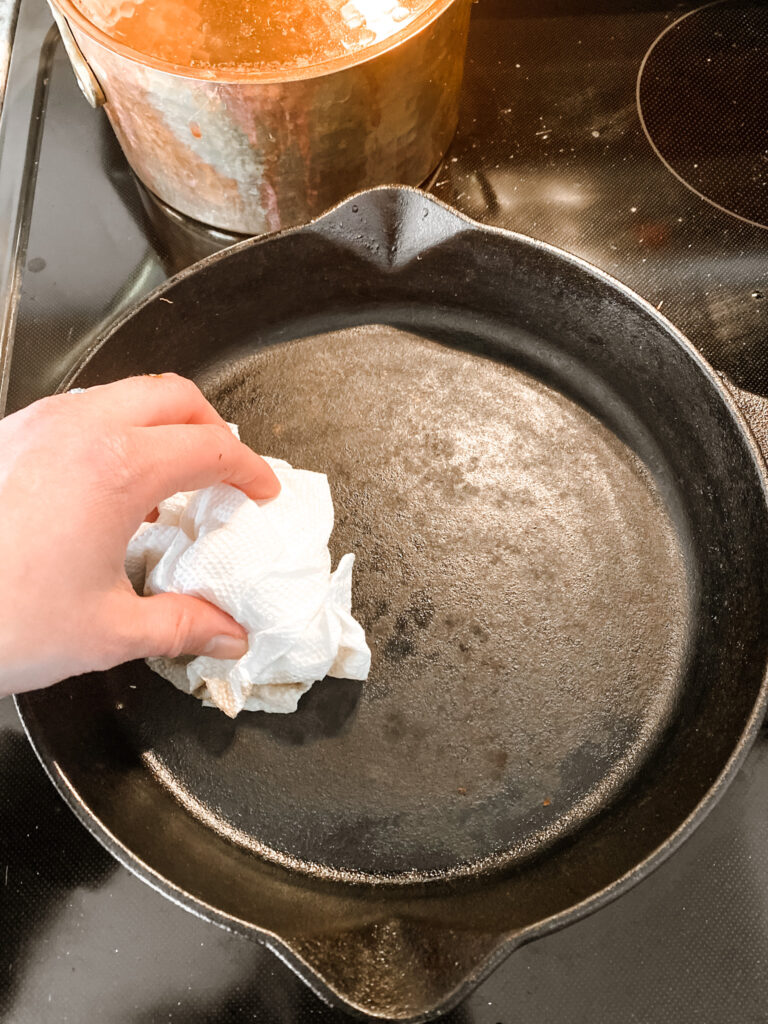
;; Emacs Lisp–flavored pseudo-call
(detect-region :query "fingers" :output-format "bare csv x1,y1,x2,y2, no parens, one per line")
129,422,280,508
68,373,229,428
112,591,250,663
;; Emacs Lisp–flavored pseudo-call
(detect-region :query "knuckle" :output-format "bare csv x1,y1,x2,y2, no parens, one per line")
203,422,236,461
210,422,234,444
158,371,185,387
165,602,194,658
215,427,242,471
100,431,137,494
164,371,198,396
31,393,75,423
16,394,89,448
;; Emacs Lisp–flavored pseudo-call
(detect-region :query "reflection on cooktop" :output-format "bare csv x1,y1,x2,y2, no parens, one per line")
638,0,768,229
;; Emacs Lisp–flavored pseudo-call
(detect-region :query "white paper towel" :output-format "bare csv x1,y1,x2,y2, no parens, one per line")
125,433,371,718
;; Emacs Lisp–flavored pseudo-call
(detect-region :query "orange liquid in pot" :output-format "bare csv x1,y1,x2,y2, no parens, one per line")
70,0,435,71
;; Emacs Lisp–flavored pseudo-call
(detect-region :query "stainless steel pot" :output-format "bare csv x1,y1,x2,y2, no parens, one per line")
47,0,471,233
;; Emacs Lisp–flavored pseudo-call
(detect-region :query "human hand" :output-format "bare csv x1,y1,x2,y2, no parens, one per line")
0,374,280,697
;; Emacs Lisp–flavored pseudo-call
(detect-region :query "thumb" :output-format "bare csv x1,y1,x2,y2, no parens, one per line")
115,592,249,663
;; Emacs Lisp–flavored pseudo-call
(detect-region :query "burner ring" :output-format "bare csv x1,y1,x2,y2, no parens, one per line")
637,0,768,230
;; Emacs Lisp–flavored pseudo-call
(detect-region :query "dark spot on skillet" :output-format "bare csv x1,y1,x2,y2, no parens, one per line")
384,591,434,662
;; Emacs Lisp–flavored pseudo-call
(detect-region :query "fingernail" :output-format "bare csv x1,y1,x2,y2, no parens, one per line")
202,634,249,660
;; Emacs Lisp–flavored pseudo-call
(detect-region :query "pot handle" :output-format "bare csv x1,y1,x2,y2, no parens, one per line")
45,0,106,108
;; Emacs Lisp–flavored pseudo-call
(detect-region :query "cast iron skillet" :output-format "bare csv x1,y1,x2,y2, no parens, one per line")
16,187,768,1020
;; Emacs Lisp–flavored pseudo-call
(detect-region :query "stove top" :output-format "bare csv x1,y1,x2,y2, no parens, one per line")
2,1,768,1021
638,0,768,230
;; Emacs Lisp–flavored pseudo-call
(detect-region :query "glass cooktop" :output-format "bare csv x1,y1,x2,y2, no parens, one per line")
1,1,767,1021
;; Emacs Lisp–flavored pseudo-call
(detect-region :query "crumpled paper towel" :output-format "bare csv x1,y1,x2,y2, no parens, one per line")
125,429,371,717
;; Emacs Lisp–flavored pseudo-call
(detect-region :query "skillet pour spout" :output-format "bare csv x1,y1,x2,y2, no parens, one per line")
285,916,509,1020
17,187,768,1020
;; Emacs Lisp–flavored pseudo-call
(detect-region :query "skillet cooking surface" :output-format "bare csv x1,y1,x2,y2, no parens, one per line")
152,324,688,879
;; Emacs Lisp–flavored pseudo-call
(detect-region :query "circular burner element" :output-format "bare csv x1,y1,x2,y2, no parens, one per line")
638,1,768,229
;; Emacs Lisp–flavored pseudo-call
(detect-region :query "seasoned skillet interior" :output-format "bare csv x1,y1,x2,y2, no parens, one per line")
104,322,686,880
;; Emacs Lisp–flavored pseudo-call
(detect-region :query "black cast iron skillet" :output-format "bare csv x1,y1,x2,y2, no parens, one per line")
16,187,768,1020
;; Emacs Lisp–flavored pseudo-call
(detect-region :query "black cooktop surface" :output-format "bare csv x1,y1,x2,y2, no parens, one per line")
638,0,768,230
2,0,768,1021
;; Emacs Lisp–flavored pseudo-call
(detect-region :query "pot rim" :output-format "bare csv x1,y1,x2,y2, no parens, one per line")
50,0,462,83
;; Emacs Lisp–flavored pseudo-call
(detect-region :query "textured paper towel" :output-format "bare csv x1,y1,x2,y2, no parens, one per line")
125,433,371,718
